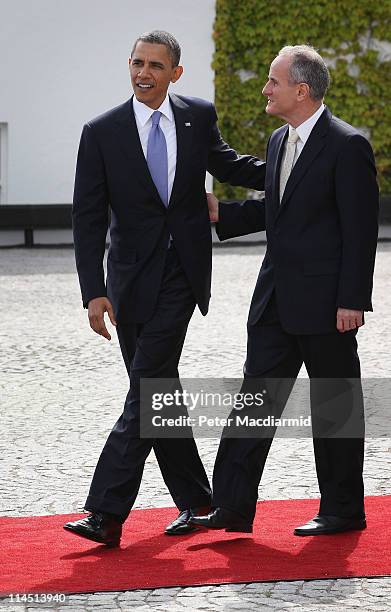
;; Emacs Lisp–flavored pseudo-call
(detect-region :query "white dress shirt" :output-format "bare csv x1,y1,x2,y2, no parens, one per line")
290,103,325,165
133,94,177,201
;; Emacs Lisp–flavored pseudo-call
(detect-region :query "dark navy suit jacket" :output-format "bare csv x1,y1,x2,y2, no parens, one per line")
217,107,379,334
72,94,265,323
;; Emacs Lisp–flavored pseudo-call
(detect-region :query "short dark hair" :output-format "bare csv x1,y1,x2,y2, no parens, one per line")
279,45,330,101
131,30,181,67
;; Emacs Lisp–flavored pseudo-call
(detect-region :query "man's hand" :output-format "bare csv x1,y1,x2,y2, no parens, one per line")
88,297,117,341
206,192,219,223
336,308,363,333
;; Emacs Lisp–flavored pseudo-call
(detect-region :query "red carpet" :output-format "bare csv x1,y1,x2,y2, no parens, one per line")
1,496,390,595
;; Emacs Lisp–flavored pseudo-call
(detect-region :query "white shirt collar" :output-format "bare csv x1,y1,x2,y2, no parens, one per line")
132,93,173,126
294,103,325,145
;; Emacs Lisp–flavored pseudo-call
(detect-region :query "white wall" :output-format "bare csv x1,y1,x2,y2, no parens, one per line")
0,0,216,204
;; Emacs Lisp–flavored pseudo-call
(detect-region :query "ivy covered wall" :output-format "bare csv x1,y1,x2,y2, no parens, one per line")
213,0,391,199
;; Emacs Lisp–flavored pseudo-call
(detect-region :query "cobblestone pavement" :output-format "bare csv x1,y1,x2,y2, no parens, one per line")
0,245,390,610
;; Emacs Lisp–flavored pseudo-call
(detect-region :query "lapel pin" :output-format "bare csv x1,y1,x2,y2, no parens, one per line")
185,122,191,127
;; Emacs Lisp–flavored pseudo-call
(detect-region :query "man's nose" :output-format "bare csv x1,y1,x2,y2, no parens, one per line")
138,64,150,77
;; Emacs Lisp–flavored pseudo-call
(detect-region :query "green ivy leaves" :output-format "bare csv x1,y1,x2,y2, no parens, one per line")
214,0,391,199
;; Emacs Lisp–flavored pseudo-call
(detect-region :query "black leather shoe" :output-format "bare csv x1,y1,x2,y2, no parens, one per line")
63,512,122,546
294,514,367,536
190,507,252,533
165,507,210,535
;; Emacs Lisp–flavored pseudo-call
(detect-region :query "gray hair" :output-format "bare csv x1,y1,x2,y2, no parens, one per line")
278,45,330,101
131,30,181,67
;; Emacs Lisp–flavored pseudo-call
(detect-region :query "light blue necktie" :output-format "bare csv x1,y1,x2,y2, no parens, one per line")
147,111,169,207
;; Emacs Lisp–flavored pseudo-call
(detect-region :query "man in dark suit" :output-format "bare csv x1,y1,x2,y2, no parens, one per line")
192,45,379,536
63,30,265,546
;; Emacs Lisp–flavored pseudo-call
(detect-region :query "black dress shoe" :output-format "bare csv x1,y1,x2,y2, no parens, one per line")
294,514,367,536
165,507,210,535
190,507,252,533
63,512,122,547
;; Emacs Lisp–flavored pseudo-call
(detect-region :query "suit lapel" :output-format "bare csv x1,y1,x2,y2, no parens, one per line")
168,94,194,207
276,107,331,219
113,97,165,208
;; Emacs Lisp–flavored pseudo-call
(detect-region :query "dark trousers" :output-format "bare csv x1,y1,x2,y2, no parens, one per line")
212,293,364,523
85,247,211,521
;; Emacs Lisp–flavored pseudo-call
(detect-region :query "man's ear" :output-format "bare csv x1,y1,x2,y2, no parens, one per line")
171,65,184,84
297,82,310,101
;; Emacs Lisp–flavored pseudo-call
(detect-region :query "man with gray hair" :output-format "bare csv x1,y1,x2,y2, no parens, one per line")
192,45,379,536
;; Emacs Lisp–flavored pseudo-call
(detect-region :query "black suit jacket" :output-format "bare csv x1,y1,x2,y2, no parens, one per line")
72,94,265,323
217,107,379,334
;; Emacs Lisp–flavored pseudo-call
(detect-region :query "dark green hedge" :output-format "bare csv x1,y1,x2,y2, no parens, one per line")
213,0,391,199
